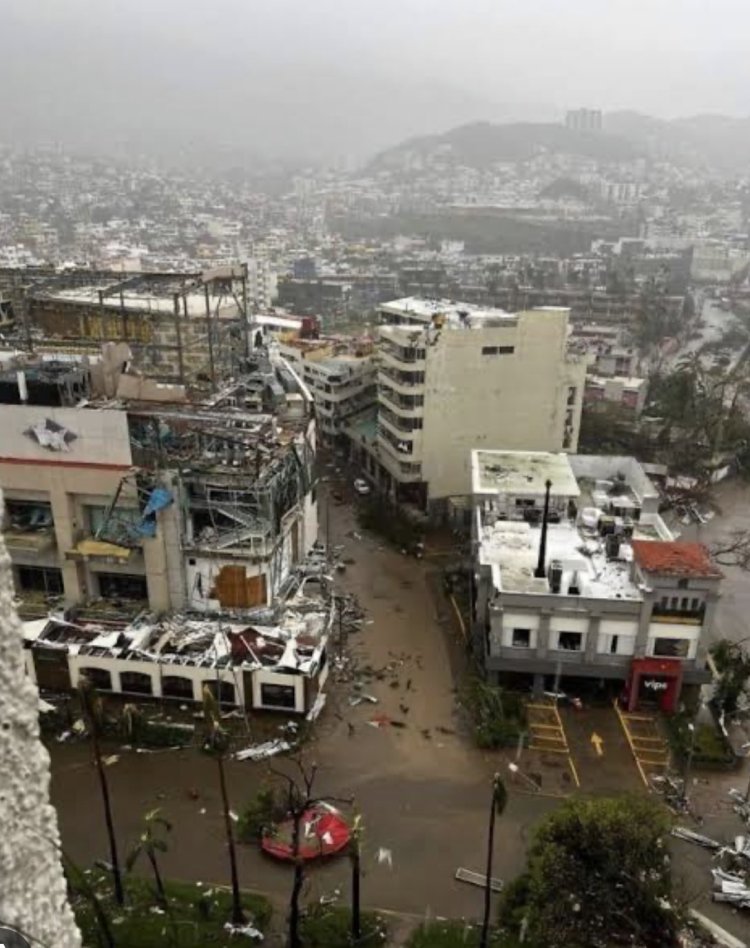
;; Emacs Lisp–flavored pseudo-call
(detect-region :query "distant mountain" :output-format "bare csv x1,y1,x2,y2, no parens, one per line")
372,113,750,174
370,121,641,170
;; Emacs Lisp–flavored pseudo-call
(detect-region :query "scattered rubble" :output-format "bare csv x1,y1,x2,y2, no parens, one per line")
234,739,293,762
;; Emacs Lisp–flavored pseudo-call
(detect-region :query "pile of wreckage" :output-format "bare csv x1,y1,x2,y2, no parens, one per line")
24,563,334,718
672,788,750,911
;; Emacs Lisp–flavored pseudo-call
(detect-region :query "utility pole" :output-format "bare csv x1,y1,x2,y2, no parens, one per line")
204,281,216,391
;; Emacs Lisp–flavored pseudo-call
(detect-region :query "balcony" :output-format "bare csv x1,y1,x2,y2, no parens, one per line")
379,406,423,436
378,383,424,416
3,501,57,555
378,424,417,458
651,605,705,625
378,342,426,372
377,365,425,392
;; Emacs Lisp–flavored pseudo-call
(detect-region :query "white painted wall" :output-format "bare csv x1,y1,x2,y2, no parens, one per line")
252,668,306,713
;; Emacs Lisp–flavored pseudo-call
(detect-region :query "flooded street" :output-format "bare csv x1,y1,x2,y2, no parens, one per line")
49,495,556,922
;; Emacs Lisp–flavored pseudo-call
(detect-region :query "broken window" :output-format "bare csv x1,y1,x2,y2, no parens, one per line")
4,499,53,532
87,505,141,537
162,676,195,700
511,628,531,648
97,573,148,601
16,565,63,595
557,631,583,651
79,667,113,691
653,638,690,658
260,682,296,709
120,671,153,696
203,679,236,707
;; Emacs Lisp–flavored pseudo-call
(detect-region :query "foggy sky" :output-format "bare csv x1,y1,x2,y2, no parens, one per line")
2,0,748,162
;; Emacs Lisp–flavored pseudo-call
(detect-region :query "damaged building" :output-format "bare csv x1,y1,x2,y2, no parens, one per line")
0,341,318,621
472,450,718,710
22,569,332,715
0,266,251,387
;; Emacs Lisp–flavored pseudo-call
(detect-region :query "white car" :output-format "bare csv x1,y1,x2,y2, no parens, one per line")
353,478,371,496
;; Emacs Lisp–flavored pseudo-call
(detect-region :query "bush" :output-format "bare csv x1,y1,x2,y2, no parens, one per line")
460,678,526,749
665,710,736,770
72,871,272,947
237,786,286,843
300,904,388,947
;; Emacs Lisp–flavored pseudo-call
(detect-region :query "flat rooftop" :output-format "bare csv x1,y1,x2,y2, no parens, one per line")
478,518,653,600
380,297,514,328
472,450,581,498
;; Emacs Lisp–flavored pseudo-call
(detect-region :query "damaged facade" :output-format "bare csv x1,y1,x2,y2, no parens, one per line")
472,450,718,710
22,568,332,716
346,297,587,517
0,341,318,626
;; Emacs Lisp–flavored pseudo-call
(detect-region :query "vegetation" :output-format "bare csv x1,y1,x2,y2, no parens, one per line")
126,809,172,907
71,871,271,948
497,795,679,947
460,678,526,749
202,686,245,926
357,497,423,552
665,711,736,769
710,639,750,715
237,786,287,843
79,675,125,906
299,904,387,947
406,920,517,948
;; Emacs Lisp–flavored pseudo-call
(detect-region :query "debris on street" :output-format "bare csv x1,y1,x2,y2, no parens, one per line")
234,739,292,762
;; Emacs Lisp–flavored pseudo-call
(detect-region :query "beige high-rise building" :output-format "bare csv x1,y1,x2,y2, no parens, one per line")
348,298,587,517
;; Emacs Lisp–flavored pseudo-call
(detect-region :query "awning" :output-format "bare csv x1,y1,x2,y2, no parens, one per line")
67,538,132,561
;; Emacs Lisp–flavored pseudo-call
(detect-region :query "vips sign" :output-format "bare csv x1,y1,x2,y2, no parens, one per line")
642,679,668,692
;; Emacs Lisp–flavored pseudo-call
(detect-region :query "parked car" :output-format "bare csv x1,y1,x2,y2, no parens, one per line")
353,478,371,496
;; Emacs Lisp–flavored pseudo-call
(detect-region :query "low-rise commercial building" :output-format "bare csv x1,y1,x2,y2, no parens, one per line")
472,450,717,709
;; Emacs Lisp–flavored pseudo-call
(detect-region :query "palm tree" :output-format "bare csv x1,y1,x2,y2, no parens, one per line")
79,675,125,906
126,808,172,906
202,686,245,926
479,773,508,948
349,813,364,944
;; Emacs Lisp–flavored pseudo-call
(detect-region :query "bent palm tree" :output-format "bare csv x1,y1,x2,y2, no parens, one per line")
126,808,172,906
202,686,245,926
79,675,125,906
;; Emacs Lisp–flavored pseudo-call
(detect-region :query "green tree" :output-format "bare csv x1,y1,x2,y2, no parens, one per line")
126,808,172,907
202,686,245,926
711,639,750,715
79,676,125,906
498,795,678,947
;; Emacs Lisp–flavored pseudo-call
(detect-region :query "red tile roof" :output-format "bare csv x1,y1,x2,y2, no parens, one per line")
631,541,722,578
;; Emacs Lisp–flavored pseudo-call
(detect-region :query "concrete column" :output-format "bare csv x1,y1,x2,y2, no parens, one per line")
634,597,652,658
536,612,551,660
49,483,84,604
585,615,601,663
532,673,545,697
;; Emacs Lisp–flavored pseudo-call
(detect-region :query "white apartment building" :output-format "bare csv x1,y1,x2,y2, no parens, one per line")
472,450,717,710
353,298,587,515
277,338,376,442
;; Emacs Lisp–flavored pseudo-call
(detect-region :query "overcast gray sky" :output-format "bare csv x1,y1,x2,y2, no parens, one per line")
2,0,748,161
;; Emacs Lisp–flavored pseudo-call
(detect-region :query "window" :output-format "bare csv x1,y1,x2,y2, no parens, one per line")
557,631,583,651
691,598,701,611
567,386,577,406
677,578,689,589
203,680,236,706
5,499,53,531
79,667,112,691
610,635,619,654
260,682,296,709
16,566,63,595
481,346,515,356
653,638,690,658
87,505,141,537
512,628,531,648
162,676,195,700
97,573,148,601
120,671,153,695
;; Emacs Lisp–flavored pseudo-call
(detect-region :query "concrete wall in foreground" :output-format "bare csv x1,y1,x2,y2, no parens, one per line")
0,488,82,946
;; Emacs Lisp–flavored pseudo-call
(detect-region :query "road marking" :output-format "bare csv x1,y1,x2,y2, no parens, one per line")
590,732,604,756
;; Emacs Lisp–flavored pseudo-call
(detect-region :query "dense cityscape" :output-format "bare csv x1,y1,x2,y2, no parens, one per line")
3,6,750,948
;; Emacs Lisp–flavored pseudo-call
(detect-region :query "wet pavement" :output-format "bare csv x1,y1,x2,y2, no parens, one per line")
47,487,750,939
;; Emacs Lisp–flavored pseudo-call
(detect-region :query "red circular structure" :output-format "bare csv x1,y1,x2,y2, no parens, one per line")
262,802,351,861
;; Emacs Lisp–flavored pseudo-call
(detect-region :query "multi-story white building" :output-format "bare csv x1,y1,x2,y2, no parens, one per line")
349,298,587,516
277,337,376,442
472,450,717,710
